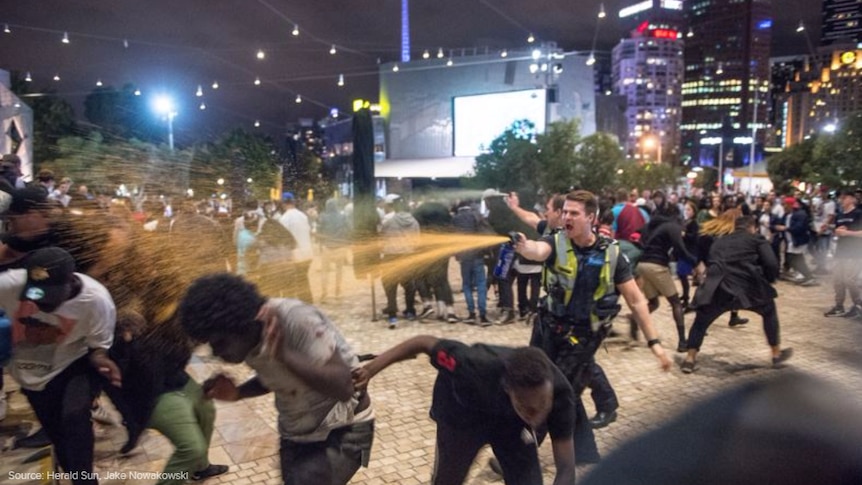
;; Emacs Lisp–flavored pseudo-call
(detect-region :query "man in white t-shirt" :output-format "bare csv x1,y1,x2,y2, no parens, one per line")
179,273,374,485
278,193,314,302
0,247,118,484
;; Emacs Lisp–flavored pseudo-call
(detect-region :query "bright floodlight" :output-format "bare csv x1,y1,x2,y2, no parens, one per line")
823,123,837,133
153,95,175,115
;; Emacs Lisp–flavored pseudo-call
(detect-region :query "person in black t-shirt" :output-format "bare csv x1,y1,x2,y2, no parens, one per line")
825,189,862,318
353,336,576,485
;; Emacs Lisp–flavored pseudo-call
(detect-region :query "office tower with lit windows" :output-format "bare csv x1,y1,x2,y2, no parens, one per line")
612,0,685,164
681,0,771,167
821,0,862,46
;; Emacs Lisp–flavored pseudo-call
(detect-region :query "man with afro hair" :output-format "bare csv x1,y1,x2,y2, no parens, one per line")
179,273,374,485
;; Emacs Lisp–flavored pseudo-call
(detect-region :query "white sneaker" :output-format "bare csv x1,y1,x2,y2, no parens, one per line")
0,393,7,421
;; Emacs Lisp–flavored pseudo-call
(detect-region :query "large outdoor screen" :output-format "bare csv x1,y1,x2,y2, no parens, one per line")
453,89,547,157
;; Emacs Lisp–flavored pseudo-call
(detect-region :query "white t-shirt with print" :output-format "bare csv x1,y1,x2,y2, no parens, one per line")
245,298,369,443
0,270,116,391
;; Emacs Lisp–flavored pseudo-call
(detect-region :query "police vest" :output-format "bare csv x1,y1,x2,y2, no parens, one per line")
543,233,620,326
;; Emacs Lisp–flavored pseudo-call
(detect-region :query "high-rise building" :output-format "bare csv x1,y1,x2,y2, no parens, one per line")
681,0,771,167
612,0,685,163
821,0,862,46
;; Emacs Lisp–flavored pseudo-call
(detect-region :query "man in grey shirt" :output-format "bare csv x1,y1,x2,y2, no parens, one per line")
179,273,374,485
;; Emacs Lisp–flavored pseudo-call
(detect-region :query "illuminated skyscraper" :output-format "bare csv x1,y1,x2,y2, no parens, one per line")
821,0,862,46
612,0,685,163
681,0,771,167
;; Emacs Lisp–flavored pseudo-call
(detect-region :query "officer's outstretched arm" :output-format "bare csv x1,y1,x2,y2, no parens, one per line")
514,234,551,262
617,279,672,371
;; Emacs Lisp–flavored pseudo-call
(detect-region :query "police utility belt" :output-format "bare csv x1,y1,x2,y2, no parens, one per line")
540,293,621,345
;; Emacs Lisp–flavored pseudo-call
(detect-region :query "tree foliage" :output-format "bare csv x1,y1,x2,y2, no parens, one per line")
83,84,156,141
766,139,814,194
618,162,679,194
473,119,541,202
188,129,280,201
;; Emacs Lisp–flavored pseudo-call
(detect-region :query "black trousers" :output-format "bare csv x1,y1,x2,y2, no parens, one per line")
22,356,101,485
516,272,541,315
416,256,454,306
589,363,619,414
279,420,374,485
530,315,602,464
688,292,780,351
433,420,542,485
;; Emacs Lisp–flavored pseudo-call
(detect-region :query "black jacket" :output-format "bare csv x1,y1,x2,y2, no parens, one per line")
693,230,778,309
639,215,696,267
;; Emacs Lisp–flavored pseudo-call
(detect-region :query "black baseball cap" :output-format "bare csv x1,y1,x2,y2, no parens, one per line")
20,247,76,311
7,187,49,215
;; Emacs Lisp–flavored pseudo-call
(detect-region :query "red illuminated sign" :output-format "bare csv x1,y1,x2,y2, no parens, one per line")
652,29,678,39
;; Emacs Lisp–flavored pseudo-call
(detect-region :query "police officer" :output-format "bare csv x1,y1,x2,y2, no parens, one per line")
514,190,672,464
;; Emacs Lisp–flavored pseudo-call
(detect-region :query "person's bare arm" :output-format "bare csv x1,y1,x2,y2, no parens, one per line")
617,279,672,371
550,436,576,485
506,192,542,229
353,336,439,390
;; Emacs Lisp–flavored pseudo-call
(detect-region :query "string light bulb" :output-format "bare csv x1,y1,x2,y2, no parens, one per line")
196,85,203,97
446,58,453,66
598,3,606,18
329,44,337,55
796,20,805,33
527,33,535,43
53,73,60,81
212,80,219,89
3,24,10,34
586,52,596,66
422,50,430,59
123,38,129,48
686,27,694,38
337,74,344,86
61,32,69,44
436,48,444,59
96,79,103,87
392,64,399,72
254,76,261,86
25,72,32,82
134,89,141,96
295,94,302,103
292,24,299,36
501,50,508,58
199,102,206,110
256,49,265,60
254,120,260,127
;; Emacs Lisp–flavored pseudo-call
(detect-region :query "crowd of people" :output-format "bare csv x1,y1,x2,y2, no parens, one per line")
1,146,860,485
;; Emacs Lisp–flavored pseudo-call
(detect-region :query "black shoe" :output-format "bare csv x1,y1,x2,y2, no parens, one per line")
589,410,617,429
676,340,687,353
729,316,749,327
824,305,845,317
772,348,793,367
192,464,229,481
496,310,516,325
15,428,51,448
680,360,697,374
843,305,861,319
478,315,492,327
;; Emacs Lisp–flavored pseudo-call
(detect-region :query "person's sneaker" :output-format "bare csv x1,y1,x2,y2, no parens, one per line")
0,393,7,421
680,360,697,374
496,310,516,325
478,314,492,327
91,403,118,426
842,304,862,319
728,315,749,327
446,314,460,324
387,317,398,329
192,464,229,481
824,305,845,317
772,348,794,367
403,311,417,321
418,305,435,320
466,312,477,322
797,277,820,287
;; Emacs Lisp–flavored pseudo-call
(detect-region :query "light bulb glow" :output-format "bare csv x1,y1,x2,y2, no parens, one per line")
96,79,102,87
254,77,261,85
392,64,399,72
437,48,444,58
134,89,141,96
598,3,606,18
337,74,344,86
123,38,129,48
295,94,302,103
256,49,265,60
212,81,219,89
53,74,60,81
446,58,453,66
796,21,805,33
254,121,260,127
62,32,69,44
200,102,206,110
586,53,596,66
196,85,203,96
330,44,337,55
527,33,535,43
3,24,9,34
292,24,299,36
422,50,430,59
25,72,31,82
501,50,508,58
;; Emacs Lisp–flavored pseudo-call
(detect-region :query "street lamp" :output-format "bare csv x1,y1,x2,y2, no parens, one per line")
642,134,662,164
153,95,177,150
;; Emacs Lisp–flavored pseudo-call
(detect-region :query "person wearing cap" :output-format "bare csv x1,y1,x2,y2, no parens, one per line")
773,196,817,286
0,247,119,484
354,336,577,485
178,273,374,485
824,188,862,318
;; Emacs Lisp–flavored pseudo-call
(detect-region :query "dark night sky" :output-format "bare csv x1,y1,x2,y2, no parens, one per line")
0,0,820,141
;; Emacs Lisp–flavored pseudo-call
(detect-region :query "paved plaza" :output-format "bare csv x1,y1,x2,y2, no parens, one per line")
2,259,861,484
